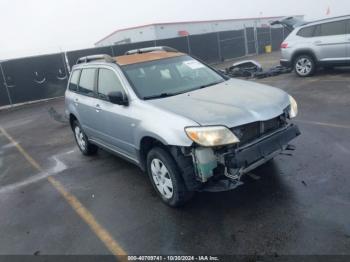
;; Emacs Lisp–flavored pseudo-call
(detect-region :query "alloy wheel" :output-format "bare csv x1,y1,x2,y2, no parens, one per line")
74,126,86,151
295,57,312,76
150,158,174,199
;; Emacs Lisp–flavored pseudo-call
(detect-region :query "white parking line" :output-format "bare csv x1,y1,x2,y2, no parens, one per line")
0,127,127,257
0,150,73,194
295,119,350,130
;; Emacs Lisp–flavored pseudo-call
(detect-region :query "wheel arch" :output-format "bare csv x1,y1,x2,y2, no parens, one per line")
138,136,200,191
139,136,168,171
69,113,78,130
291,49,318,65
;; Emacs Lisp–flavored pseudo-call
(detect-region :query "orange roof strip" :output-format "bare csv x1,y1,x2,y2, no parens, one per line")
115,51,185,66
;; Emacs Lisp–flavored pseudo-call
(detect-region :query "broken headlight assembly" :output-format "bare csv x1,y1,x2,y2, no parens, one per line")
185,126,240,147
288,95,298,118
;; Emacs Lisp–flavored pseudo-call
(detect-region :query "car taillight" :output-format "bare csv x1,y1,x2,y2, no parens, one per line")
281,42,288,49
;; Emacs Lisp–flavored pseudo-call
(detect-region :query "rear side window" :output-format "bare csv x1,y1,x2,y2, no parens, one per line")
68,70,80,91
297,26,316,37
314,20,347,37
79,68,96,96
97,69,124,99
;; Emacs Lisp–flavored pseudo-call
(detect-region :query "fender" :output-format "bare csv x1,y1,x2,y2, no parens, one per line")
291,48,319,64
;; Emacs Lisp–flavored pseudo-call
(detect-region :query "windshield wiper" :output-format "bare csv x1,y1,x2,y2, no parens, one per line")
143,81,224,100
143,93,178,100
197,80,225,90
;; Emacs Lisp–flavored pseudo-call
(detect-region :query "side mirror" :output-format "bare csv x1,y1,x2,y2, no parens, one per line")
108,91,128,106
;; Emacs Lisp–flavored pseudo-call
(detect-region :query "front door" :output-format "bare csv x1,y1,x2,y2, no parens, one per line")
95,67,137,158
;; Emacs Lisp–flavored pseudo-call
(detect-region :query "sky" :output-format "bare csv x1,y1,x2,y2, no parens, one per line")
0,0,348,59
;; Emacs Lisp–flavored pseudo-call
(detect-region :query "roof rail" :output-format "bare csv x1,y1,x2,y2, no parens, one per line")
76,54,115,64
125,46,178,55
304,14,350,25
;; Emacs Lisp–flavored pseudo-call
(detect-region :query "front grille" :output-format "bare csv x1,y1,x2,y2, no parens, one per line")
232,114,287,145
264,117,282,133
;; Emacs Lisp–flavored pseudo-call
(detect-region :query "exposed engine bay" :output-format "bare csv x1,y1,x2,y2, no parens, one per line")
183,114,300,192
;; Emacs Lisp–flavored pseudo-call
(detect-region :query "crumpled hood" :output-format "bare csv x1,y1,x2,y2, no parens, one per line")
148,79,290,127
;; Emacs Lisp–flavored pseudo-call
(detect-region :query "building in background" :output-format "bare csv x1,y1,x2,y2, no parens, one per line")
95,16,303,47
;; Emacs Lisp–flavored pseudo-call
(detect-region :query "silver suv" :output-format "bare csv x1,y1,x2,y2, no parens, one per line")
279,15,350,76
65,47,300,207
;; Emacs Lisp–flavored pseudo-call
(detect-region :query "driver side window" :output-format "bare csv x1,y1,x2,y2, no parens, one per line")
97,68,124,100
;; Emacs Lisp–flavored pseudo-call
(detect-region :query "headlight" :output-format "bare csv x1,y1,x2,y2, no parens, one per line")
185,126,240,147
289,95,298,118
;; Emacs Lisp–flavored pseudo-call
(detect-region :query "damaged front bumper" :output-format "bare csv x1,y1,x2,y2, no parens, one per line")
191,124,301,192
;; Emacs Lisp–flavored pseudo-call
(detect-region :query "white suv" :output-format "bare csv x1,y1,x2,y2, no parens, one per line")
279,15,350,76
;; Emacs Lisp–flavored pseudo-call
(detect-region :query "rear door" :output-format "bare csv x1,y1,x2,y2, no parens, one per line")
75,68,100,138
312,20,347,61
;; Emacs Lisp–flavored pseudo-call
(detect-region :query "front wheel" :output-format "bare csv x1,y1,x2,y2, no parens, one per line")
147,147,193,207
294,55,316,77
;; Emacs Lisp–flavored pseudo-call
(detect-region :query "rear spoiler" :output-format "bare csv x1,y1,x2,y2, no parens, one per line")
76,54,115,64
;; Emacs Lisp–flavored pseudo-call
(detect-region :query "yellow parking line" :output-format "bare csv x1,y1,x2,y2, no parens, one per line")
0,128,43,171
0,127,127,257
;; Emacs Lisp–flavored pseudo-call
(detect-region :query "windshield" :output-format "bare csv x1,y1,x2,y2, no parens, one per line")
121,55,225,99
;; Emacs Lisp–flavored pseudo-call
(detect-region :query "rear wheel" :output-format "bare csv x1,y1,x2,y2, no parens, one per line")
147,147,193,207
72,120,98,155
294,55,315,77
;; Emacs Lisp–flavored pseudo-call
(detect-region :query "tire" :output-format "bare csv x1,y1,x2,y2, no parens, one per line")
147,147,193,207
72,120,98,156
294,55,316,77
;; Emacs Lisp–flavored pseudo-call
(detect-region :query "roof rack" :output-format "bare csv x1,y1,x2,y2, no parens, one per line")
125,46,178,55
76,54,115,64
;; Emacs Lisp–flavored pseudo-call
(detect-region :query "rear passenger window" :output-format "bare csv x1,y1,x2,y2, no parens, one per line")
68,70,80,91
97,69,124,99
79,69,96,96
297,26,316,37
314,20,347,37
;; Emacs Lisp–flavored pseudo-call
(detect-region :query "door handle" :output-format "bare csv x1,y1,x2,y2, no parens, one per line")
95,104,102,112
313,40,322,45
